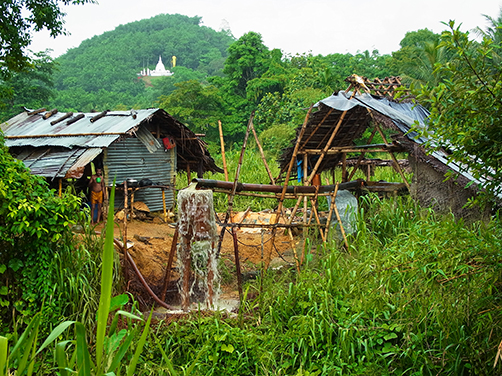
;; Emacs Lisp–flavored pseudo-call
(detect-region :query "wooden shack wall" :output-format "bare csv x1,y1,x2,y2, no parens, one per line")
103,138,176,211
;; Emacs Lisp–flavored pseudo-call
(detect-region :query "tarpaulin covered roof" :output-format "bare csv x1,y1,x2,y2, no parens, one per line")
279,90,489,191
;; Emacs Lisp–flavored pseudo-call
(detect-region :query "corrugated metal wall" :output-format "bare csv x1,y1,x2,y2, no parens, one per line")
103,138,176,211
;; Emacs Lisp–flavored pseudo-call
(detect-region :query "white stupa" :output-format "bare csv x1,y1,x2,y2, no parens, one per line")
138,56,173,77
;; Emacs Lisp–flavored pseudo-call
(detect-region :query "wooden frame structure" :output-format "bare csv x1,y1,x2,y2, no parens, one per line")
160,76,415,305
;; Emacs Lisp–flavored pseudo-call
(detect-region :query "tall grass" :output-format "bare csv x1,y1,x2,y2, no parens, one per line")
146,194,502,375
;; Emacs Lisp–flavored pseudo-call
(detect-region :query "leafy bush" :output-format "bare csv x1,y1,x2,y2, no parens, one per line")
259,123,296,157
0,133,84,326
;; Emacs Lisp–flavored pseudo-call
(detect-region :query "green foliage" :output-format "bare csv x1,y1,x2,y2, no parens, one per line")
145,196,502,375
223,32,271,97
416,20,502,201
1,187,155,375
258,123,296,156
0,133,85,324
0,0,93,74
0,51,55,121
157,80,225,138
389,29,447,87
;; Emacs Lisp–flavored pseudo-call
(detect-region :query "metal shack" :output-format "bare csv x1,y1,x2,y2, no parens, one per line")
1,108,222,211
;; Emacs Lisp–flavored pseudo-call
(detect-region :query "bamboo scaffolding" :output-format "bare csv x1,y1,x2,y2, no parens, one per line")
304,92,356,186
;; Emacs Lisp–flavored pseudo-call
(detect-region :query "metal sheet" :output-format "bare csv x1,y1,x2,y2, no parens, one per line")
65,148,103,179
18,148,87,179
103,138,176,211
134,125,162,153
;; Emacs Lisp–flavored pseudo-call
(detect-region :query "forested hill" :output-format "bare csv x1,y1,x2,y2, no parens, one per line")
51,13,234,110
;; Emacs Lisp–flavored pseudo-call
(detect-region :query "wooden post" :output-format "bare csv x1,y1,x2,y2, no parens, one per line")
325,182,337,231
186,164,191,185
58,178,62,197
342,153,347,182
160,226,178,301
302,153,308,263
123,181,128,254
232,228,243,300
130,190,135,219
215,112,255,296
162,188,167,222
218,120,229,182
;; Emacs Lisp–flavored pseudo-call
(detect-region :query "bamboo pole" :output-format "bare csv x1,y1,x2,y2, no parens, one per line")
58,178,62,197
218,120,229,182
332,191,350,251
342,153,347,182
232,228,243,300
130,190,135,219
250,121,275,185
302,153,308,263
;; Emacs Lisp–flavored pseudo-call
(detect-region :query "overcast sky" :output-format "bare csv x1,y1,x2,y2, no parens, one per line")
30,0,502,58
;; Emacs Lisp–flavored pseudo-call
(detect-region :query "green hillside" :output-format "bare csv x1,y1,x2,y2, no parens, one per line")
51,13,234,111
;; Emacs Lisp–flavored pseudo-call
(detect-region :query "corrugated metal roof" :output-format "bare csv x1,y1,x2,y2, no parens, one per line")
17,147,88,179
3,109,157,149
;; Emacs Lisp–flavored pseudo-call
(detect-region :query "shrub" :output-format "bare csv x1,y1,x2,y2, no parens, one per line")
0,132,83,326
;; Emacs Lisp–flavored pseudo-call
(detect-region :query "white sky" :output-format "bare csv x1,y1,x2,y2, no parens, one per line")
30,0,502,58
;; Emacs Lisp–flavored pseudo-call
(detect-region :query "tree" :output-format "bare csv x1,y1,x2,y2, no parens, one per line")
416,21,502,201
0,0,94,74
223,32,271,96
157,80,225,139
389,29,447,87
0,51,55,120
